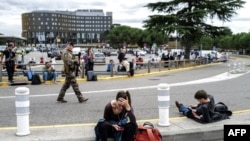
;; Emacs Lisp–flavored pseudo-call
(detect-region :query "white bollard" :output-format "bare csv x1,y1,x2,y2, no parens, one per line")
15,87,30,136
157,83,170,126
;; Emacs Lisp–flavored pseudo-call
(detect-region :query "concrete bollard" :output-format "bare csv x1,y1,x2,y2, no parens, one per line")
157,83,170,126
15,87,30,136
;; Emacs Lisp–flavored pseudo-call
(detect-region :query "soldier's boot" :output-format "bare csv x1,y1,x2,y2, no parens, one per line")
77,95,88,103
57,96,67,103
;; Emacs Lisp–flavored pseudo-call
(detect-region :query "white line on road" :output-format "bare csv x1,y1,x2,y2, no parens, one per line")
0,71,248,99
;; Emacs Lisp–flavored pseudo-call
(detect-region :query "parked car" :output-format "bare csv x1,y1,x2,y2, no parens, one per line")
102,49,111,56
25,47,32,54
72,47,81,56
110,49,118,56
94,52,106,64
0,45,6,53
50,50,62,60
135,50,147,56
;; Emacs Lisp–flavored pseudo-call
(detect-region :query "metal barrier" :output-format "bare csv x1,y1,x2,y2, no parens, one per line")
0,58,211,82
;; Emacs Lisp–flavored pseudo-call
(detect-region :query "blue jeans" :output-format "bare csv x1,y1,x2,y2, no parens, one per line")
43,72,57,81
180,106,191,116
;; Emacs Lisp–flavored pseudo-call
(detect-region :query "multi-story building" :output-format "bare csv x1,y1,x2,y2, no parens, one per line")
21,9,112,46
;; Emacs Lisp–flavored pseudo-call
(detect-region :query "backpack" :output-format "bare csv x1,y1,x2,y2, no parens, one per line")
134,122,162,141
31,73,41,85
215,102,232,116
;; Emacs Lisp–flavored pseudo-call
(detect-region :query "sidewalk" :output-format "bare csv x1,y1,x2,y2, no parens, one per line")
1,111,250,141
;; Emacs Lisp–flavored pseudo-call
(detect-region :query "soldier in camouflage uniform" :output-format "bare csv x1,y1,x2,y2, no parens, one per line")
57,42,88,103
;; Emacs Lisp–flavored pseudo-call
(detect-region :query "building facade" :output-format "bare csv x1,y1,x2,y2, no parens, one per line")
21,9,112,46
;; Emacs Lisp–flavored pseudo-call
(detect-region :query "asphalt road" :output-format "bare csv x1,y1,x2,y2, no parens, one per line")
0,54,250,128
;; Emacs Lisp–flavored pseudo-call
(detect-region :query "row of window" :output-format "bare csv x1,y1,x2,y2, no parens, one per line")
32,13,111,20
31,17,111,22
27,26,109,32
27,32,101,39
26,21,110,27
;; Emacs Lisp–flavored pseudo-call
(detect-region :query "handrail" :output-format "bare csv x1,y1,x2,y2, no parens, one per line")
0,58,212,82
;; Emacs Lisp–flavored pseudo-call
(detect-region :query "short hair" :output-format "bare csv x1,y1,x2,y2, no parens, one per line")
8,43,14,47
67,42,74,46
194,90,208,100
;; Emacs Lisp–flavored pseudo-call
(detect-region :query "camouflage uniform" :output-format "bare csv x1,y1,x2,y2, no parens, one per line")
57,49,88,103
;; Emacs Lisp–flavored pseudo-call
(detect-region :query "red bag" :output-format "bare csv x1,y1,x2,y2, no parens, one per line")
134,122,162,141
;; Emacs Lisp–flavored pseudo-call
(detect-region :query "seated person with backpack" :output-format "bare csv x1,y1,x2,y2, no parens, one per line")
175,89,231,123
42,61,57,84
95,90,137,141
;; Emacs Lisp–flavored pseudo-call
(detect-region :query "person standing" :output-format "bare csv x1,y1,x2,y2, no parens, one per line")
57,42,88,103
0,42,16,83
86,47,94,74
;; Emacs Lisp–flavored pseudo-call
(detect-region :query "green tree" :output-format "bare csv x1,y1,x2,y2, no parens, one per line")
239,33,250,54
144,0,245,59
218,35,233,50
137,29,168,49
107,25,167,49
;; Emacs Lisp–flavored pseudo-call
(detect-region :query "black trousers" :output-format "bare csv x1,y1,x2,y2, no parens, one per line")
5,61,15,81
97,121,137,141
85,62,94,75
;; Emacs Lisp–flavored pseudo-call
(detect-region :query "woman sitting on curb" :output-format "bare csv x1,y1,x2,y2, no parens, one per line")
95,90,137,141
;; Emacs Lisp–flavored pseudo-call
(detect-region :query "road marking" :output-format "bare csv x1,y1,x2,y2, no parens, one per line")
1,109,250,130
0,71,248,99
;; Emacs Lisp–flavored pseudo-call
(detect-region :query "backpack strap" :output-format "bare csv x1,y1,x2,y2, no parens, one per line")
143,122,156,141
146,128,155,141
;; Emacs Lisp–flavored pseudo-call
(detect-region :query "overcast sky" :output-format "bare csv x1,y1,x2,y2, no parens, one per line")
0,0,249,37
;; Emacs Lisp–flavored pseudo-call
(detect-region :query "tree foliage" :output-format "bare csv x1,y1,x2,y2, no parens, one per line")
144,0,246,58
106,25,167,49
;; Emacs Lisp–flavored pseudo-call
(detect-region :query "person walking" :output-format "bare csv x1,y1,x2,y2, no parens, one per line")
0,42,16,83
57,42,88,103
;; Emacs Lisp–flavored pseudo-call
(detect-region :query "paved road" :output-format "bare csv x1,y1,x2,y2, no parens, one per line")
0,56,250,128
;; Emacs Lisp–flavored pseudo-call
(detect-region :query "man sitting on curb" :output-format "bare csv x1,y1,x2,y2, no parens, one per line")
42,61,57,84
